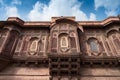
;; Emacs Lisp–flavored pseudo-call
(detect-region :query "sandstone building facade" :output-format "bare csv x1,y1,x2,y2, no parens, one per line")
0,16,120,80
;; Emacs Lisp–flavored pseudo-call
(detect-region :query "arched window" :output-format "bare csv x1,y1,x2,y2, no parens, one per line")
88,38,100,54
107,30,120,52
51,32,57,52
59,33,69,52
29,38,39,55
0,29,9,47
60,36,68,47
2,30,19,55
112,33,120,49
30,40,38,52
15,36,23,55
89,41,98,53
70,32,76,48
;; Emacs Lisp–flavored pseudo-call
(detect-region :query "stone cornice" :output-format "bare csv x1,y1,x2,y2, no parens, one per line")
0,16,120,28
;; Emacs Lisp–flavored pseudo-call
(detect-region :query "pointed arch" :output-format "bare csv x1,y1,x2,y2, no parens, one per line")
107,30,119,37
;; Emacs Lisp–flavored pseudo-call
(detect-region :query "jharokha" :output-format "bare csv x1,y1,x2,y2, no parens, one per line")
0,16,120,80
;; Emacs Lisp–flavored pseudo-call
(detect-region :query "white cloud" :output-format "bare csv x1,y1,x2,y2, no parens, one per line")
5,6,20,17
94,0,120,16
0,0,3,5
89,13,96,21
28,0,96,21
0,0,21,20
11,0,21,5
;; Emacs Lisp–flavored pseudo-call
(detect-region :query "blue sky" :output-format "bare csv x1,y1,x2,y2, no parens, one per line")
0,0,120,21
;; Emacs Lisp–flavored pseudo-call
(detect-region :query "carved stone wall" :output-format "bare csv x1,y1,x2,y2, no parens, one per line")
84,26,120,57
0,17,120,80
50,23,81,54
14,29,49,59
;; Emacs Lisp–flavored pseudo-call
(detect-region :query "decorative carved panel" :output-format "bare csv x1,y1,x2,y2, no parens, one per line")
0,29,8,49
2,30,19,56
22,40,28,52
51,23,80,54
88,38,102,56
15,38,22,54
107,30,120,55
29,39,38,55
0,37,5,48
59,34,69,52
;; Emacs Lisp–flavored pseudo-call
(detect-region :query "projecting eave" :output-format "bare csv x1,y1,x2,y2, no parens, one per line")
0,16,120,28
24,21,51,27
78,16,120,27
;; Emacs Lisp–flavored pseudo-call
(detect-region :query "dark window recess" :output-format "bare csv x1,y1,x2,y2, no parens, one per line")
70,37,76,48
93,62,101,65
84,62,90,65
51,59,58,62
71,58,77,62
118,62,120,66
51,71,58,75
80,62,84,65
28,62,35,65
60,58,68,62
3,32,17,55
71,71,77,75
51,38,57,52
71,65,77,68
104,62,109,65
60,65,68,68
52,65,58,68
111,62,117,65
60,71,68,75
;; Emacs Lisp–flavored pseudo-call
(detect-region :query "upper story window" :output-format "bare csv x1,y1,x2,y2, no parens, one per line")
0,29,9,48
88,38,101,55
30,40,38,52
108,30,120,50
60,36,68,47
59,34,69,52
29,38,39,55
50,21,81,53
89,41,98,53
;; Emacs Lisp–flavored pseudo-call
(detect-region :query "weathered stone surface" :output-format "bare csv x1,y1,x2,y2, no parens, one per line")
0,16,120,80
